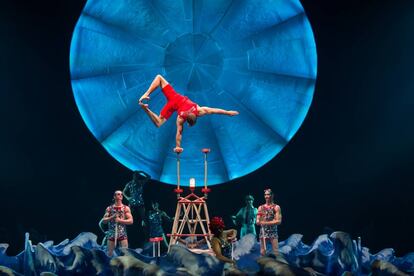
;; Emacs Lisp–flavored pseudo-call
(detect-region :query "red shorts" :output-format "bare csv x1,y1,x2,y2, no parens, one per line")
160,84,198,120
108,235,127,242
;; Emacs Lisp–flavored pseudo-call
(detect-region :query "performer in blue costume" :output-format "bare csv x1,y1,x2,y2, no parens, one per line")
256,189,282,256
148,201,172,249
98,218,109,247
123,171,149,227
232,195,258,238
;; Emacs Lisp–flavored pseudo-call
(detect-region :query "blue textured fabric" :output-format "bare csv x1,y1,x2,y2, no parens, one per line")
1,232,413,275
70,0,317,185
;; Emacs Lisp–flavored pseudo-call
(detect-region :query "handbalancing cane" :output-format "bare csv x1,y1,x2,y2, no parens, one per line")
201,148,211,197
258,212,266,253
177,152,180,191
231,240,235,260
114,216,118,248
175,151,183,198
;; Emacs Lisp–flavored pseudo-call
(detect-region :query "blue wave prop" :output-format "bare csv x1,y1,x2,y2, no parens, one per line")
1,232,413,275
70,0,317,185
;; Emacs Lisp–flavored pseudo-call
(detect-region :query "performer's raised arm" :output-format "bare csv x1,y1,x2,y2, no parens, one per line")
198,106,239,117
122,184,131,202
139,74,169,103
174,117,185,153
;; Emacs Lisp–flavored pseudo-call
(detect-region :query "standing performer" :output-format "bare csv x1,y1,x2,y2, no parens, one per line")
148,201,172,249
231,195,258,238
123,170,150,227
138,75,239,153
102,190,134,257
256,189,282,256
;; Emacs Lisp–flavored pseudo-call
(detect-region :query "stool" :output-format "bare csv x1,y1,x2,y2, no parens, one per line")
149,237,163,257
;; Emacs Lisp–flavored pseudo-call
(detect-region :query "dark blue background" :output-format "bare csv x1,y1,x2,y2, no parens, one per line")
1,0,413,255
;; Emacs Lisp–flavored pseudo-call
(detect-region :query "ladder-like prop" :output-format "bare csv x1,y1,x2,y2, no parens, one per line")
168,149,212,252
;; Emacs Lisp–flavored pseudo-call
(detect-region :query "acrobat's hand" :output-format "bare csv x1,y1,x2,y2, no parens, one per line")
228,110,239,116
173,147,184,153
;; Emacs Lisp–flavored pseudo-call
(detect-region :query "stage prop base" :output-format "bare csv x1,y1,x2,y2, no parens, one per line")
1,231,413,275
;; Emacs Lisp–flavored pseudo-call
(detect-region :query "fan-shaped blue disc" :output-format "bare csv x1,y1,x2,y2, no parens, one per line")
70,0,317,186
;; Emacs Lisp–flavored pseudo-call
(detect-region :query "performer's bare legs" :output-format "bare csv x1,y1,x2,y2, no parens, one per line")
102,191,133,257
256,189,282,256
107,239,128,257
138,75,239,153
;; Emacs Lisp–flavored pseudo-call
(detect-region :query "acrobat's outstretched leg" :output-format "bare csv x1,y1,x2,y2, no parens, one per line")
139,75,169,102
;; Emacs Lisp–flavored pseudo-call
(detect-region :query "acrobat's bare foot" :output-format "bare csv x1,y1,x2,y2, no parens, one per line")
139,95,150,103
139,102,148,109
228,111,239,116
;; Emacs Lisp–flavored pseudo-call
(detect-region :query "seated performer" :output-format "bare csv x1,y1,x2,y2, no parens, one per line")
232,194,258,238
209,216,237,267
102,190,134,257
256,189,282,256
138,75,239,153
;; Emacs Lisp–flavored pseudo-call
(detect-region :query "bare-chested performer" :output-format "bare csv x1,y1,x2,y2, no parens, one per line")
138,75,239,153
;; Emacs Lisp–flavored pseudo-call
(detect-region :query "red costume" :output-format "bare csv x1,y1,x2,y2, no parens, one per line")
160,84,198,120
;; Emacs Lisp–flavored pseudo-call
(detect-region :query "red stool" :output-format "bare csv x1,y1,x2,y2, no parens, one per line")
149,237,163,257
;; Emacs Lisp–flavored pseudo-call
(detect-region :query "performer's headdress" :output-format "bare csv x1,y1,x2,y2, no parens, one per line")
245,194,254,201
209,216,225,236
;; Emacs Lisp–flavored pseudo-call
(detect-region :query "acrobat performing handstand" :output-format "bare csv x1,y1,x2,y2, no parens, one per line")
138,75,239,153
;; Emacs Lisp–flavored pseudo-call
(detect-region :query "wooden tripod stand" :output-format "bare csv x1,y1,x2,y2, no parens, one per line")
167,149,212,252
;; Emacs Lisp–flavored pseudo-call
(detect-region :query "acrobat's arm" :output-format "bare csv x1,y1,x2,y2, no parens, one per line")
139,74,169,103
198,106,239,117
174,117,185,153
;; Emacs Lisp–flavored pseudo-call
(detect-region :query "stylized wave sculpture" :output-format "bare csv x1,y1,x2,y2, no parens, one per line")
1,232,413,275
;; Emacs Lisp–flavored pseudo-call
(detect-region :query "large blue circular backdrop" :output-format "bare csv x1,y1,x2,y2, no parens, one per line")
70,0,317,186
